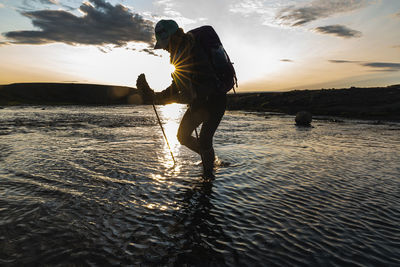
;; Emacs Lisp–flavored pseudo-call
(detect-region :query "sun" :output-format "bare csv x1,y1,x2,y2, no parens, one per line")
168,63,176,75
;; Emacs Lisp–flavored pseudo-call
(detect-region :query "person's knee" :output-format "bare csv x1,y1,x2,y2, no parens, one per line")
177,131,189,145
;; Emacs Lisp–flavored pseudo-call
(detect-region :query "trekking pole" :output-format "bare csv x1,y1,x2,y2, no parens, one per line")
152,95,176,165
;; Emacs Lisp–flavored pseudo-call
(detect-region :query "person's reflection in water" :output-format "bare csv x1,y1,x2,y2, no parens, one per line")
170,180,239,266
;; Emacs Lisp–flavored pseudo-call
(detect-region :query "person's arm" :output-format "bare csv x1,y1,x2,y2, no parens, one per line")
156,79,179,102
136,73,179,104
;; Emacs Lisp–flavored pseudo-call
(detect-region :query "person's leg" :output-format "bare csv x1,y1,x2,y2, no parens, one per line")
176,106,207,154
199,94,227,174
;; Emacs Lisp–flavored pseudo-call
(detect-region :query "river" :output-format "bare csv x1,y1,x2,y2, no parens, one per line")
1,104,399,266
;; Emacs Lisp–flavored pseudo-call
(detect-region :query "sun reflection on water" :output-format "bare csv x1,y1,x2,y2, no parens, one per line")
156,103,186,168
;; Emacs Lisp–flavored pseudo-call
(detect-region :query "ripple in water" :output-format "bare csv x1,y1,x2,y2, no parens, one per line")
0,105,400,266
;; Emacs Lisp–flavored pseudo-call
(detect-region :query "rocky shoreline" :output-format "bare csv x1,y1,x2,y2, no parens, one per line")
1,83,399,121
227,85,400,122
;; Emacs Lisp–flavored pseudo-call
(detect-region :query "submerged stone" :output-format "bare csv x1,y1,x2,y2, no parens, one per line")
295,111,312,126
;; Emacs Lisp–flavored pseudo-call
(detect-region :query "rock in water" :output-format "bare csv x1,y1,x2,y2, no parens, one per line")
295,111,312,126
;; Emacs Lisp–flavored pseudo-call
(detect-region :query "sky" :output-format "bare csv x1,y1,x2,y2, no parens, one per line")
0,0,399,92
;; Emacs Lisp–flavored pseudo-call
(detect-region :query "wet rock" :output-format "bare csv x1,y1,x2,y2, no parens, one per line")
295,111,312,126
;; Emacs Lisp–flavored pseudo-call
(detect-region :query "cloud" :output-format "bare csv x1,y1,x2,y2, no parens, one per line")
315,24,361,38
3,0,155,52
276,0,368,26
329,60,360,63
35,0,59,4
140,48,161,57
153,0,201,26
19,0,61,11
362,62,400,72
281,59,293,62
329,60,400,72
229,0,268,16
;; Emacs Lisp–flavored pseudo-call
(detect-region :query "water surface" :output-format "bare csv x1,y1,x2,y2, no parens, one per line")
1,105,399,266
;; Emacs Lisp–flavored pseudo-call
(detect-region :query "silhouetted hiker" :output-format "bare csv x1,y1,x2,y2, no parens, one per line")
149,19,236,178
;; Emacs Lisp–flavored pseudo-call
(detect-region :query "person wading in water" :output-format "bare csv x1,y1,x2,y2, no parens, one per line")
138,19,236,179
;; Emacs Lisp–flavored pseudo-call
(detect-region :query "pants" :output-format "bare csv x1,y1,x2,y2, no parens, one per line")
177,94,226,167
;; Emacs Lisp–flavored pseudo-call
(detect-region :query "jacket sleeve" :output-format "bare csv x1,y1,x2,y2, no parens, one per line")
156,79,180,102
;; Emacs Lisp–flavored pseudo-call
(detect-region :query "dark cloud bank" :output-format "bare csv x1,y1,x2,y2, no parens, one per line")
276,0,365,38
3,0,155,53
276,0,367,26
330,60,400,72
315,25,361,38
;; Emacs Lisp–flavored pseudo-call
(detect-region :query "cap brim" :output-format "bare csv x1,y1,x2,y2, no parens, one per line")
154,41,162,49
154,37,169,49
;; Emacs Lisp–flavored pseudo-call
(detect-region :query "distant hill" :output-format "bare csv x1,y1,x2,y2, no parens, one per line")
0,83,151,105
1,82,400,121
227,84,400,121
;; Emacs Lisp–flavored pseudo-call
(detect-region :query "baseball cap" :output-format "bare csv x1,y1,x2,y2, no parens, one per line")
154,19,179,49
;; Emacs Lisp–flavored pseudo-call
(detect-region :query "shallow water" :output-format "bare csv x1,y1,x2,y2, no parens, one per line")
1,104,400,266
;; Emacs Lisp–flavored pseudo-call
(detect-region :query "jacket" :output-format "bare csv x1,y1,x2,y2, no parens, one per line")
159,32,220,104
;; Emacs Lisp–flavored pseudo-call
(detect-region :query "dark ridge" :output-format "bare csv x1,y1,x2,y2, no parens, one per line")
227,85,400,121
0,83,153,105
1,82,400,121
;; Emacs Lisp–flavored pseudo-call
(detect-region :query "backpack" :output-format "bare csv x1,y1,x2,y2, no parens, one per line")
188,26,238,94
